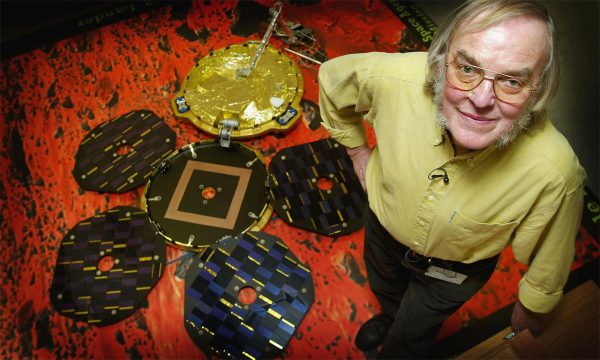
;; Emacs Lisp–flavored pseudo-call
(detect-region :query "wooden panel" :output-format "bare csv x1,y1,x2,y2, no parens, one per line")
476,330,547,359
459,280,599,359
536,280,599,359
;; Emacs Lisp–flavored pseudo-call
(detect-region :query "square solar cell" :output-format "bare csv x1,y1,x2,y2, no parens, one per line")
184,231,314,358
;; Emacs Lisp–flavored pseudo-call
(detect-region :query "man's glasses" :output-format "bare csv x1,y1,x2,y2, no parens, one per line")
445,61,537,104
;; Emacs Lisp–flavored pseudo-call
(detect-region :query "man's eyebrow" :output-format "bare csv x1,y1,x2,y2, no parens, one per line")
455,49,534,78
456,49,479,65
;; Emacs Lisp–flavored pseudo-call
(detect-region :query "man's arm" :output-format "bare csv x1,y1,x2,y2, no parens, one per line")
511,182,585,334
318,53,380,186
346,144,372,191
511,299,545,335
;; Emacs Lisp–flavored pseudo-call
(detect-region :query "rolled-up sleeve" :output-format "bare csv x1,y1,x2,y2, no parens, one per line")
514,180,585,313
318,53,376,148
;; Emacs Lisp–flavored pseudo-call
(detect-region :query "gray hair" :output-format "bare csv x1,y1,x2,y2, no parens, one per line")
426,0,559,115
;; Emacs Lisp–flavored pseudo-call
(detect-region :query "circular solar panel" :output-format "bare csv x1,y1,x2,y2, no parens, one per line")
172,41,304,138
268,138,368,236
72,110,176,193
50,206,166,326
184,231,315,359
144,141,272,251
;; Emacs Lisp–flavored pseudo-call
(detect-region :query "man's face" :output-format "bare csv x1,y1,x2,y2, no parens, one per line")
440,15,548,155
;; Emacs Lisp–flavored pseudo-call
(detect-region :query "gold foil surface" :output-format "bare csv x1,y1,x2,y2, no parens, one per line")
173,42,304,138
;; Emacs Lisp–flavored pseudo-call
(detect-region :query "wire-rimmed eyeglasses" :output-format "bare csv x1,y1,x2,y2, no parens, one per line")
445,61,537,104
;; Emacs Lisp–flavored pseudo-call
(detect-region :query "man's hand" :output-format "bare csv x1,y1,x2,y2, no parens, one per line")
511,299,545,336
346,144,372,191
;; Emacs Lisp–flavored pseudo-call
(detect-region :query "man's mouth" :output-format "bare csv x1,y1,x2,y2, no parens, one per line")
459,110,496,124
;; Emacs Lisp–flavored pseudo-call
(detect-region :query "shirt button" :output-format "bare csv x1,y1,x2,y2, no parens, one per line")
419,220,425,226
427,195,435,202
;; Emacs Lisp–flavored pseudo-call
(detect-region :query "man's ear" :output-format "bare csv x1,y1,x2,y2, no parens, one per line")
529,91,545,113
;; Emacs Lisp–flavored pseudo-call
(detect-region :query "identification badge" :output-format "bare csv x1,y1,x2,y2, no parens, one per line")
424,265,468,284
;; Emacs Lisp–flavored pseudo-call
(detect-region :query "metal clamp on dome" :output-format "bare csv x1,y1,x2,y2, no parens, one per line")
218,119,239,148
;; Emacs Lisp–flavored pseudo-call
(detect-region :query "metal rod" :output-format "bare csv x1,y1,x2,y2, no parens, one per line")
237,2,283,77
283,47,323,65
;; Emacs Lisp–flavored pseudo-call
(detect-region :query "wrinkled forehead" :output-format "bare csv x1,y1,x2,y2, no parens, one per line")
451,10,549,50
454,10,499,38
449,13,550,73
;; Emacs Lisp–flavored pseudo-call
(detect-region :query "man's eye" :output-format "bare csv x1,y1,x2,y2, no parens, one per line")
500,77,524,89
508,79,523,88
459,64,474,74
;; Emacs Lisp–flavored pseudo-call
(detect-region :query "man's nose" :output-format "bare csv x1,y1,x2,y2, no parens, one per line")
469,77,496,107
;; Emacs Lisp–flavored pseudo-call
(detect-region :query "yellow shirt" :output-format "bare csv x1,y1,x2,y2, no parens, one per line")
318,51,586,313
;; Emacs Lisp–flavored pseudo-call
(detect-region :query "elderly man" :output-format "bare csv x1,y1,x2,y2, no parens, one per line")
318,0,586,358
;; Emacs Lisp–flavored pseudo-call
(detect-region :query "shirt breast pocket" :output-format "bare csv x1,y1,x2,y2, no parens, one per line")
445,210,520,260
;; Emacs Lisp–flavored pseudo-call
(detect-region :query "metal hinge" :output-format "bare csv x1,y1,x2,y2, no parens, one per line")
218,119,239,148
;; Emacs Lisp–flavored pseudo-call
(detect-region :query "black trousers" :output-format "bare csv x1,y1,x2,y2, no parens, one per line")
363,210,499,359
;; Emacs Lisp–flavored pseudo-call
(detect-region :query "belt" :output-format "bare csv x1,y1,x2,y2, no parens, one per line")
394,240,458,273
